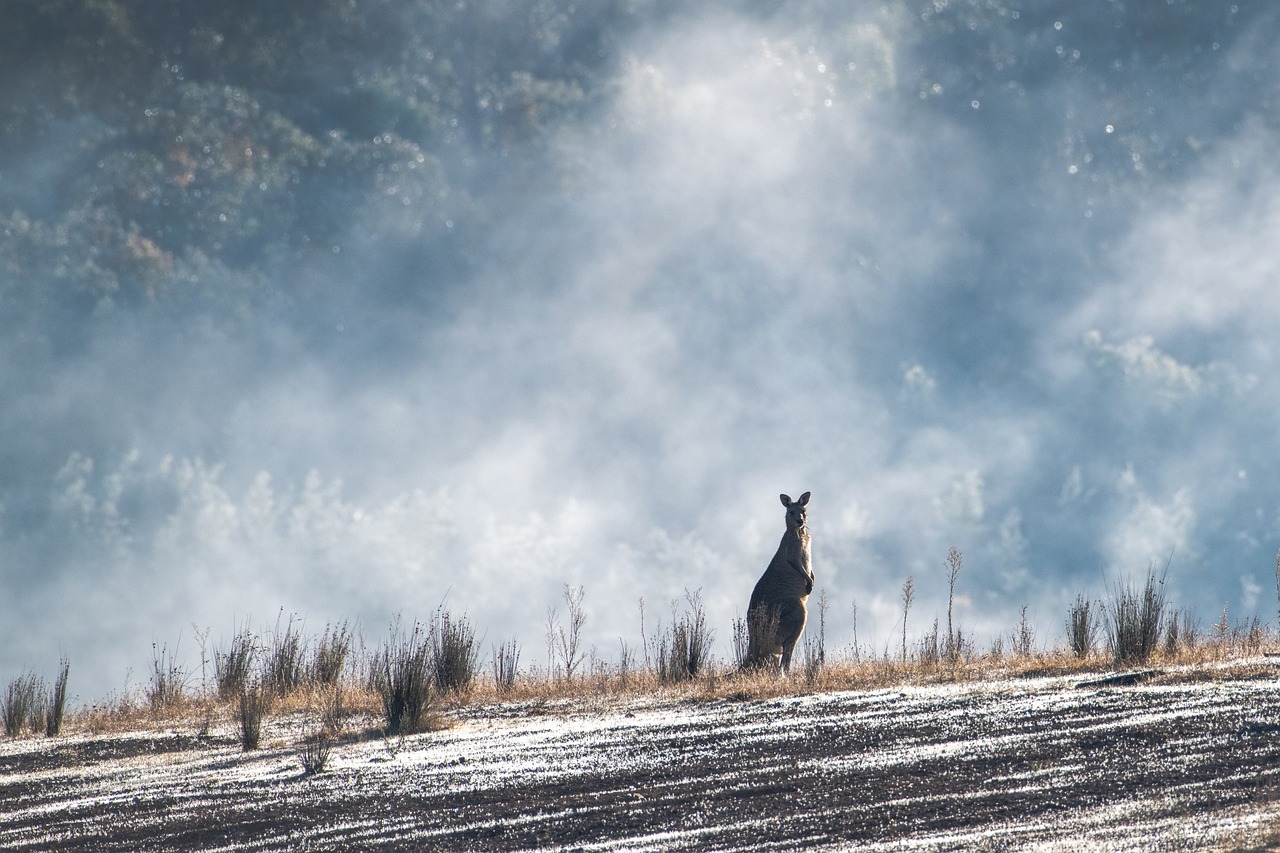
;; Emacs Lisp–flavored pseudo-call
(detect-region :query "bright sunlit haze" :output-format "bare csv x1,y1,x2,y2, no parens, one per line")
2,1,1277,701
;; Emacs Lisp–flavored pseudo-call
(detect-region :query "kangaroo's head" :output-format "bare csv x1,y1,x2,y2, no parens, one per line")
779,491,810,533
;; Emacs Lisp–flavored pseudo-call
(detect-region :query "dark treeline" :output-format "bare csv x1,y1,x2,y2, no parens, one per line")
0,0,677,332
2,1,1264,337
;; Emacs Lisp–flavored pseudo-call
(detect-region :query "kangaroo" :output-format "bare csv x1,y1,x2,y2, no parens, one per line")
746,491,813,673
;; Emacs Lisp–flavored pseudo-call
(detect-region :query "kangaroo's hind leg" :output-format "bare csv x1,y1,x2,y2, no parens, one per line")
776,598,809,674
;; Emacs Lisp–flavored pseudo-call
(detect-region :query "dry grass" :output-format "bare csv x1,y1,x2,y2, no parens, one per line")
393,639,1280,711
53,635,1279,737
28,612,1279,742
237,684,272,750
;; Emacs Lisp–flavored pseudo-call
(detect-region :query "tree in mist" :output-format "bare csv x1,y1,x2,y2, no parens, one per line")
0,0,649,326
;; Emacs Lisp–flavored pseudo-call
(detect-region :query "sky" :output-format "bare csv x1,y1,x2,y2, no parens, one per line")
5,1,1280,702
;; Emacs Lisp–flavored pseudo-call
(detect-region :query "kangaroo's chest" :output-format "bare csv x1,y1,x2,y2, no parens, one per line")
768,536,811,582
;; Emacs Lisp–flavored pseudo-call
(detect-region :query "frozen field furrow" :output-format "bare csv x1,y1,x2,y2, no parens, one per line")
3,672,1280,850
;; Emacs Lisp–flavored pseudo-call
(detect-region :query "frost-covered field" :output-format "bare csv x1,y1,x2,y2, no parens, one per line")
4,664,1280,851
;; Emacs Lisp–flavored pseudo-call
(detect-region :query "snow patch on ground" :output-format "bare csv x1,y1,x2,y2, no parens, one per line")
4,669,1280,850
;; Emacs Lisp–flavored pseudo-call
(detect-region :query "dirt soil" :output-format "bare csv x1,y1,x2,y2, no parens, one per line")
4,665,1280,851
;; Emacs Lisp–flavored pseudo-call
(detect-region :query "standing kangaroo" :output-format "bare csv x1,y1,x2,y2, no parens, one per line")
746,491,813,673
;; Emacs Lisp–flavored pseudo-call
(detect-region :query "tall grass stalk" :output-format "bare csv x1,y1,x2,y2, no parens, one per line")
1105,567,1168,665
215,624,257,700
1164,608,1198,657
945,547,963,662
320,683,347,735
300,730,332,775
544,605,559,680
617,639,635,687
311,621,352,686
731,614,749,669
263,612,305,695
3,673,40,737
850,598,860,661
1239,615,1264,654
238,682,272,751
148,642,186,713
45,660,70,736
919,619,940,666
803,589,828,683
431,609,479,694
492,639,520,695
901,576,915,662
1011,605,1035,656
372,617,432,735
1067,595,1097,659
656,590,713,684
638,597,652,671
557,584,587,681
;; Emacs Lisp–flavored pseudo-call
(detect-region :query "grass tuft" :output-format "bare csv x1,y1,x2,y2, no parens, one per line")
320,683,348,736
656,590,714,684
263,612,306,696
238,682,272,751
431,609,479,695
371,617,432,735
920,619,941,667
311,621,352,687
1105,568,1168,665
147,642,187,714
45,660,70,736
1011,604,1035,656
1067,595,1097,659
492,639,520,695
731,614,749,669
215,624,257,700
803,590,828,684
34,573,1280,749
3,673,40,737
300,730,333,775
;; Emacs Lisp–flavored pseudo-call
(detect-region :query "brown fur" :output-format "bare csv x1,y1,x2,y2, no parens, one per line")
746,492,813,673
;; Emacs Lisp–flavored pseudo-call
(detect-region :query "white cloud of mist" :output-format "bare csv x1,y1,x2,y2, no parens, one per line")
1083,332,1205,403
1104,470,1196,574
1070,119,1280,348
6,2,1280,699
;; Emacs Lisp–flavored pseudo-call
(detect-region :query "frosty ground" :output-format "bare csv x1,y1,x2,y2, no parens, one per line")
4,662,1280,851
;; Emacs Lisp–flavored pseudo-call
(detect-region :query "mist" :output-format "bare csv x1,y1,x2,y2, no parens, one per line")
4,1,1279,701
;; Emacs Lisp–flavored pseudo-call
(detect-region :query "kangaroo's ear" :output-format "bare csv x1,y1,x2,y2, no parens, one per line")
798,491,811,506
779,494,792,507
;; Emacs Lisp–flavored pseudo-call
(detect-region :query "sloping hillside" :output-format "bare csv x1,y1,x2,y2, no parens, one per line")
4,663,1280,850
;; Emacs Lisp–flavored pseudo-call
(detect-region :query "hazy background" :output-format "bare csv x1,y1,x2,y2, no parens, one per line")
4,0,1279,701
